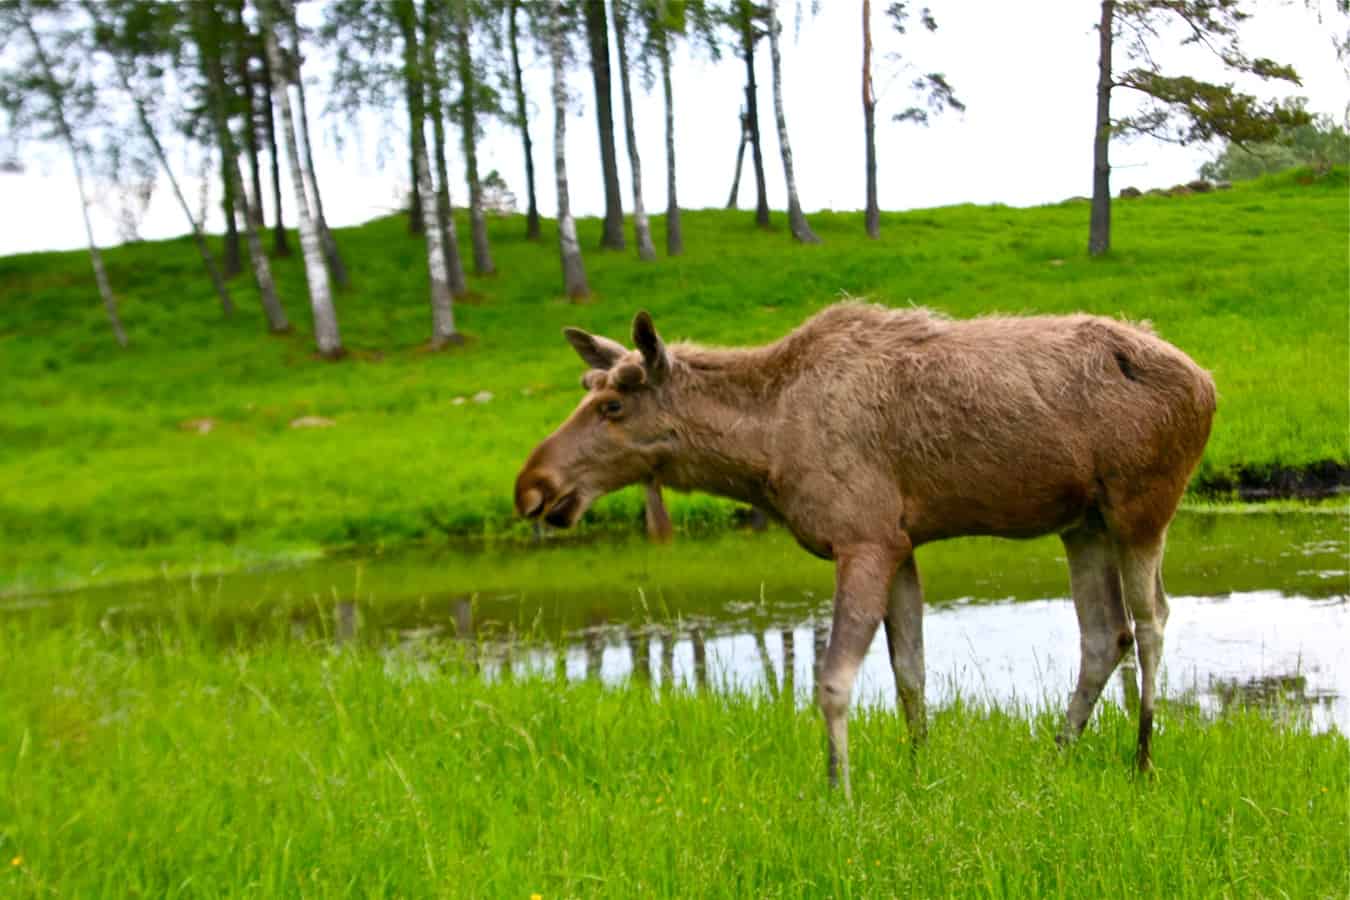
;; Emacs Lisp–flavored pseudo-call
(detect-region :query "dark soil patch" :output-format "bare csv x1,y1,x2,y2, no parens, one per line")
1196,460,1349,501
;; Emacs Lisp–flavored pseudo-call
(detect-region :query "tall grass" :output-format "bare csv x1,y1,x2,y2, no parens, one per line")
0,168,1345,591
0,619,1345,898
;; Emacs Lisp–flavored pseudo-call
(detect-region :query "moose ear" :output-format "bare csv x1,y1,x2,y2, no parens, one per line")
563,327,627,370
632,311,669,383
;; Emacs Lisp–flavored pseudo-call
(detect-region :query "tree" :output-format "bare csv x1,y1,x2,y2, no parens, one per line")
731,0,769,227
506,0,541,240
611,0,656,260
397,0,464,346
549,0,590,298
1200,105,1348,180
193,0,291,333
82,0,236,318
764,0,818,242
258,32,291,257
3,0,128,346
264,25,342,358
277,0,348,288
862,1,961,238
1089,0,1307,256
451,0,497,276
417,0,469,296
583,0,626,250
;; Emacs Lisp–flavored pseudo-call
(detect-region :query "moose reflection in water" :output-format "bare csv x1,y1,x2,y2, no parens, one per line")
515,304,1217,795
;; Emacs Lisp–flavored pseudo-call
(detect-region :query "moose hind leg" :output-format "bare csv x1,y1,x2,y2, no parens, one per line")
883,556,926,746
1059,526,1132,743
1120,536,1168,771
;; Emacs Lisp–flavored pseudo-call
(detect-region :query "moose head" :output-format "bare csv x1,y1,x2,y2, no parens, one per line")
514,312,679,530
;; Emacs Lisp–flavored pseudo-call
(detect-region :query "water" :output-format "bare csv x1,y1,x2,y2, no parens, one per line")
5,510,1347,730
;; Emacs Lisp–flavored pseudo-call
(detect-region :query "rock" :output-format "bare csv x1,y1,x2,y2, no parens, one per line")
1186,179,1214,193
290,415,335,429
451,397,466,406
180,417,216,434
1215,180,1233,191
1119,186,1143,199
1063,195,1090,203
1166,184,1194,197
472,391,494,405
1048,258,1065,267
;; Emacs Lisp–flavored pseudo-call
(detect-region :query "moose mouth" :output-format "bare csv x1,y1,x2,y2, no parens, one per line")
543,491,581,528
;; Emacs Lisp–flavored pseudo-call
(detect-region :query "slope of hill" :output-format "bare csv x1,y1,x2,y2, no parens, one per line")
1,168,1345,591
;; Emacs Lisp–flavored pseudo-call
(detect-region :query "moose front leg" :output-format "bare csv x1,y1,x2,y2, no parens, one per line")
819,542,903,800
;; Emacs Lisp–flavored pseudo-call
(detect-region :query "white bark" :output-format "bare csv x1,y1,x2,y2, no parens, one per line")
551,0,589,298
610,0,655,261
766,0,820,243
266,31,341,358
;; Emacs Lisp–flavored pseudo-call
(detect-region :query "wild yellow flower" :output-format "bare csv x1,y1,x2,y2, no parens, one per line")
530,894,542,900
9,857,20,867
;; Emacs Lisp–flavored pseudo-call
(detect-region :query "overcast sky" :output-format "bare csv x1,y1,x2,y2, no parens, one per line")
1,0,1344,257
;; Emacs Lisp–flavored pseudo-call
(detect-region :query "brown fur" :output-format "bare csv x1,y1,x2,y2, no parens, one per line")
516,303,1216,794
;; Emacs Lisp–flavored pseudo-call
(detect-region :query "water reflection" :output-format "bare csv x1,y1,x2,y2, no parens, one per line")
363,589,1346,733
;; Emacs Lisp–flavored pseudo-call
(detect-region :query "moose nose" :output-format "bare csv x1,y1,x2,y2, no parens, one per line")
514,471,558,518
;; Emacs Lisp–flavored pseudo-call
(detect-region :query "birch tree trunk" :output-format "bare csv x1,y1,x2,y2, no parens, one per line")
259,42,291,257
726,112,747,209
766,0,820,244
419,1,469,296
265,31,341,359
87,0,234,317
282,0,348,287
454,1,496,275
399,0,461,346
659,27,682,256
509,0,541,240
19,14,127,345
862,0,879,238
739,6,769,228
234,6,268,247
198,6,290,333
221,153,243,276
583,0,625,251
551,0,590,299
1089,0,1114,257
610,0,655,261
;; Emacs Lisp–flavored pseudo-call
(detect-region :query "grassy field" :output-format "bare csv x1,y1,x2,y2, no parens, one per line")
0,167,1345,591
0,618,1345,898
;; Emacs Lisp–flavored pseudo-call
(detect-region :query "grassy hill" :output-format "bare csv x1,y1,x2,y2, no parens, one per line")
0,168,1345,592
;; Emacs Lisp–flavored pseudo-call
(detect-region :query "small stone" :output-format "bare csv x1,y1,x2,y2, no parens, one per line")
1048,258,1065,267
180,417,215,434
290,415,335,429
472,391,494,405
451,397,466,406
1119,186,1142,199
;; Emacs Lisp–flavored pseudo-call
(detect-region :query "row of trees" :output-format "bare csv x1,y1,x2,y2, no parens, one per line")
0,0,1321,353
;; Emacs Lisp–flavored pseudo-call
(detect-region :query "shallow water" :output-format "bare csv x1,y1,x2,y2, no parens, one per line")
6,510,1348,730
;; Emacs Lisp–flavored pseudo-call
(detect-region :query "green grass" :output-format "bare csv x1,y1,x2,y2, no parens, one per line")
0,620,1345,898
0,167,1345,591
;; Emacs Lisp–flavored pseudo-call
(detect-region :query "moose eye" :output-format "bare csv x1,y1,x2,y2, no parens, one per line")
600,398,624,418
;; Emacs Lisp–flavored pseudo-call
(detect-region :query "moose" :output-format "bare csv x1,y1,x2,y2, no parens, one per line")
515,303,1216,796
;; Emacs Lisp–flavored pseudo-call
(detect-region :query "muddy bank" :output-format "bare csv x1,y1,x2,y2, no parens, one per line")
1196,460,1349,501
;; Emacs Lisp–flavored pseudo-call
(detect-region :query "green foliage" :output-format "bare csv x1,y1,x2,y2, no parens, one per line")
0,618,1345,897
1201,109,1350,181
0,172,1345,590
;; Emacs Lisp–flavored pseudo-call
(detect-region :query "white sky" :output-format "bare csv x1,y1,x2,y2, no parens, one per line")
1,0,1345,256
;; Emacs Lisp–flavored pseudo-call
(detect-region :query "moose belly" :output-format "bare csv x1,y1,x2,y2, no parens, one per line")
902,477,1094,545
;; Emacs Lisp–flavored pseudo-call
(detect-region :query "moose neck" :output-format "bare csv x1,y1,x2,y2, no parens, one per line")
658,343,791,510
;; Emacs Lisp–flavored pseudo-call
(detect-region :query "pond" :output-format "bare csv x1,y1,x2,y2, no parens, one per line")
4,510,1346,731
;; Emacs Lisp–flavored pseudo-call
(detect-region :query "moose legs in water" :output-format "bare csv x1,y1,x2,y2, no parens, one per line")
884,556,926,746
1059,525,1133,742
818,543,901,800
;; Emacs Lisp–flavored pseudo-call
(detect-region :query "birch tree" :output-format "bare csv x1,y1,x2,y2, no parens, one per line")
611,0,656,260
4,0,128,346
764,0,818,243
83,0,235,317
258,37,291,257
1089,0,1306,256
583,0,626,250
451,0,496,276
194,0,290,333
549,0,590,298
397,0,463,346
264,27,341,358
507,0,541,239
418,0,469,296
731,0,769,227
